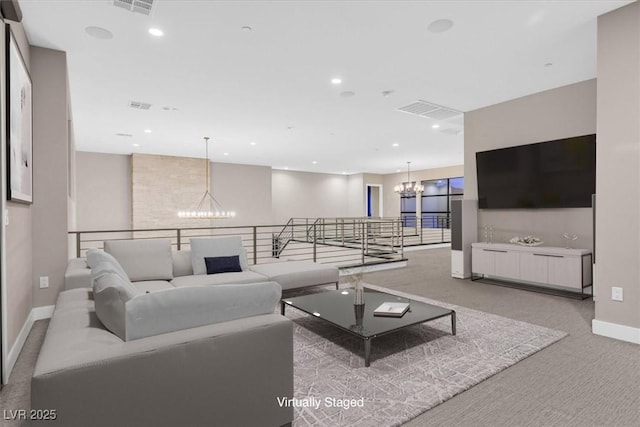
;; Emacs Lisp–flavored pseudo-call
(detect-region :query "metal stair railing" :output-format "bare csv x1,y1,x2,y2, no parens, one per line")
273,218,295,258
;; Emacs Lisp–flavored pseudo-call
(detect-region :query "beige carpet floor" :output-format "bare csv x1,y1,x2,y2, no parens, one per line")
1,247,639,427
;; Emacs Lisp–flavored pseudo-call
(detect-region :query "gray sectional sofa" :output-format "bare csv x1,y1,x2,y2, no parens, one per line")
64,236,340,292
32,236,339,426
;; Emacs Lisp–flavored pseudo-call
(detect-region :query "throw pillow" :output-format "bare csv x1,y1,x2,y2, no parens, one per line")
190,236,249,275
205,255,242,274
93,272,140,340
86,248,129,281
104,238,173,282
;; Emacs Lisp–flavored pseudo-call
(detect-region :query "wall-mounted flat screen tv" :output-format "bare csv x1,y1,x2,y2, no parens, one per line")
476,134,596,209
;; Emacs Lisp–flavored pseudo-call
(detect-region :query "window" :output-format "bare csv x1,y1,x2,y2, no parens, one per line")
400,193,417,227
420,177,464,228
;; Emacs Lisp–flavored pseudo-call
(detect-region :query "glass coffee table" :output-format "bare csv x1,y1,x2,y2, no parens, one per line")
281,287,456,367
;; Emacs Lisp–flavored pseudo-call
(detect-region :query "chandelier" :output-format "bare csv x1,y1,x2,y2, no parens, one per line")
177,137,236,219
394,161,424,194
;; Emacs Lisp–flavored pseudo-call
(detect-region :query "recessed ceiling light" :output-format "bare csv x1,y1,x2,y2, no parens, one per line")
396,169,401,173
340,91,355,98
144,129,152,133
432,124,441,129
133,143,140,147
312,161,318,165
392,142,399,147
148,28,164,37
331,78,342,85
250,141,257,146
428,19,454,34
223,152,229,156
241,26,252,32
342,172,348,175
284,167,289,170
85,26,114,40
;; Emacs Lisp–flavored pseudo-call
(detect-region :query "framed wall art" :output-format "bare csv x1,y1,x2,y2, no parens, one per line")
6,24,33,204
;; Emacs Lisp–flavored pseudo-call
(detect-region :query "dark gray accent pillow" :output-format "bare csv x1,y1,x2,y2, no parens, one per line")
205,256,242,274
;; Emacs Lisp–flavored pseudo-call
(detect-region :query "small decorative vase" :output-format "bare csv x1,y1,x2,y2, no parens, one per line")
354,281,365,306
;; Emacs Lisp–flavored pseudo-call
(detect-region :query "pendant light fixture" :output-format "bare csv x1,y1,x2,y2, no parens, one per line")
394,161,424,194
177,137,235,219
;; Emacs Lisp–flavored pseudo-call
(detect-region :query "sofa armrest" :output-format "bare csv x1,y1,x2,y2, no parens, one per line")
64,258,91,290
32,314,294,427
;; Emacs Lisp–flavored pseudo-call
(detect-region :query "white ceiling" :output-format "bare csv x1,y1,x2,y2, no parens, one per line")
20,0,631,174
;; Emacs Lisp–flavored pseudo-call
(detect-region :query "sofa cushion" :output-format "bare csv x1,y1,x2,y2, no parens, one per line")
125,282,282,340
205,256,242,274
249,261,339,291
133,280,175,293
93,272,140,341
190,236,249,275
170,271,268,288
104,239,173,282
86,248,129,281
172,249,193,277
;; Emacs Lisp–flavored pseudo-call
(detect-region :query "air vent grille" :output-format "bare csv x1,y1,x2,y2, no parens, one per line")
397,100,461,121
116,133,133,137
129,100,151,110
114,0,154,15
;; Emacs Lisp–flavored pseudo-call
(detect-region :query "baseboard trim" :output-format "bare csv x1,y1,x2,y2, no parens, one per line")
404,243,451,252
592,319,640,344
33,305,55,321
6,310,34,382
5,305,55,382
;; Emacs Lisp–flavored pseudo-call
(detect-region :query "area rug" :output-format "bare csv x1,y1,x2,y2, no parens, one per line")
286,284,568,426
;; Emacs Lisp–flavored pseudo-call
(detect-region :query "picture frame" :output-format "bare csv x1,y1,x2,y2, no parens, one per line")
6,24,33,204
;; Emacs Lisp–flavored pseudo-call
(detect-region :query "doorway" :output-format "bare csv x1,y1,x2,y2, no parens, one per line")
366,184,383,218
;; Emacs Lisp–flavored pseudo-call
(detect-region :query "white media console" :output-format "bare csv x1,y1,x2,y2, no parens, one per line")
471,242,593,298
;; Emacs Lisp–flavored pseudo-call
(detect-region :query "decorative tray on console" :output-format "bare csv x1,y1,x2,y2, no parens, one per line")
509,236,543,247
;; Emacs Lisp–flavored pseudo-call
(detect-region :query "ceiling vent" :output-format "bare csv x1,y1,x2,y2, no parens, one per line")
397,100,461,121
116,133,133,137
113,0,154,15
128,100,151,110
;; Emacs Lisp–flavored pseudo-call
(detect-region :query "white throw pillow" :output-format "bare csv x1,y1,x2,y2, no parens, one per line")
190,236,249,275
93,272,140,340
104,238,173,282
86,248,129,281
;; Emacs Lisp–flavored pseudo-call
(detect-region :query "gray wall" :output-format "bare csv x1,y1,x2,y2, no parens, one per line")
31,47,70,308
76,152,131,230
212,162,273,226
464,79,596,249
271,170,349,224
595,2,640,330
74,153,465,230
4,21,32,358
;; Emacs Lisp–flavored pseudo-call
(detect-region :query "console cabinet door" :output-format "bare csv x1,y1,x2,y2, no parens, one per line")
548,256,581,289
519,253,548,283
494,250,519,278
472,248,494,275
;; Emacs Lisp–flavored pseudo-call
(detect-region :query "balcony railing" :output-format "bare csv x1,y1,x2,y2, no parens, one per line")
69,218,415,269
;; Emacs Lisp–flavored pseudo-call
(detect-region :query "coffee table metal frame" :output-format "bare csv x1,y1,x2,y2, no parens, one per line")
281,288,456,367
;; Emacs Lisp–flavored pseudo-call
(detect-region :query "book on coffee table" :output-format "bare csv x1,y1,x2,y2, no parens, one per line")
373,302,410,317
